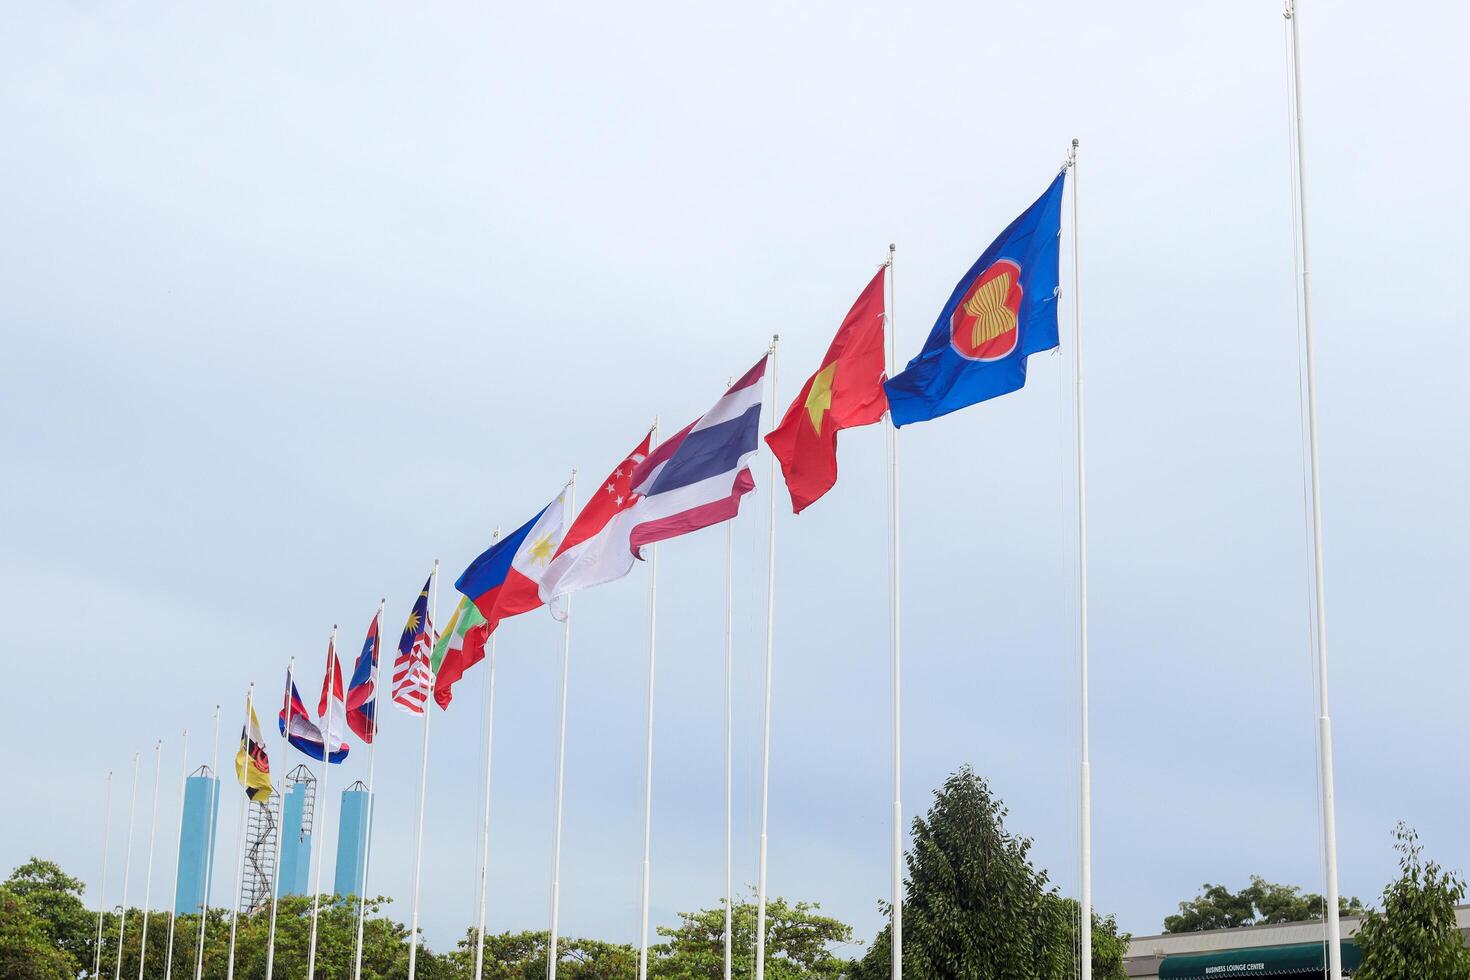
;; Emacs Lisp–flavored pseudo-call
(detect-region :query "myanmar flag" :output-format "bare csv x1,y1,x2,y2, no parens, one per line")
431,596,491,710
765,267,888,513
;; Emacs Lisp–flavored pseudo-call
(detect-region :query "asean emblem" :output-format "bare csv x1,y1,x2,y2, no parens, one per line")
950,259,1022,361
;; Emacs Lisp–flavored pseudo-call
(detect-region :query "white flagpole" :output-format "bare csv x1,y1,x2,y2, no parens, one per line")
547,471,577,980
1066,139,1094,980
137,740,164,980
164,731,188,980
195,706,221,980
1284,5,1343,976
408,563,440,980
723,517,734,980
93,770,114,980
637,424,660,980
308,628,340,980
354,603,387,980
884,245,904,980
227,685,254,980
473,533,501,980
114,752,141,980
754,335,779,980
265,659,293,980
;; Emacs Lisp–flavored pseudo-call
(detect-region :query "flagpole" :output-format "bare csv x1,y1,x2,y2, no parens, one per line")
137,740,163,980
635,423,661,980
93,770,113,980
408,564,440,980
164,731,187,980
226,685,254,980
308,628,340,980
354,603,387,980
883,245,904,980
265,659,292,980
1064,139,1095,980
195,706,221,980
754,335,779,980
473,534,501,980
548,471,577,980
723,515,734,980
113,752,141,980
1284,4,1342,976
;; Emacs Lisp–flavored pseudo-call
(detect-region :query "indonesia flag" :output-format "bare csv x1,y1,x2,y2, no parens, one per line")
317,630,350,750
454,486,570,633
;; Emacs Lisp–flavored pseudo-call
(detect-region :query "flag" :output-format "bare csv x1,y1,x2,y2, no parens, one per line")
884,170,1066,426
317,631,349,749
344,610,381,744
430,597,491,710
454,487,569,633
392,574,436,715
234,695,273,802
279,670,349,764
627,353,768,552
538,433,653,620
765,268,888,513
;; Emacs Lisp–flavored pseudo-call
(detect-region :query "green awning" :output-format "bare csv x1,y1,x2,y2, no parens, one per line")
1159,941,1361,978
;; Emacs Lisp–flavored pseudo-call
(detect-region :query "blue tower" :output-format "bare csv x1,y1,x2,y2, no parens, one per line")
174,767,220,915
276,765,316,899
333,781,373,898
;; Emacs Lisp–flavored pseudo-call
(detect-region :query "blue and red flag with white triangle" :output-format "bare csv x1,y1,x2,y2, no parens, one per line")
345,609,381,744
279,669,348,764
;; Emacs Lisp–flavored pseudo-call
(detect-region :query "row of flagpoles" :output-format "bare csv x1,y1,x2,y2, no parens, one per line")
85,6,1347,974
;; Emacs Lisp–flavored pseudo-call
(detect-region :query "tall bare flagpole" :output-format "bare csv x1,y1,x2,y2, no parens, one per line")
408,563,441,980
473,535,500,980
637,423,660,980
94,770,114,980
884,246,904,980
1284,4,1343,976
163,731,188,980
547,472,577,980
195,706,221,980
753,335,779,980
1066,138,1094,980
226,686,255,980
265,659,293,980
354,604,388,980
137,741,164,980
114,752,141,980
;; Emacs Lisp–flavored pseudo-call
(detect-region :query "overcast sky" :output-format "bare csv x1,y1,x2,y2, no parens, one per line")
3,0,1467,960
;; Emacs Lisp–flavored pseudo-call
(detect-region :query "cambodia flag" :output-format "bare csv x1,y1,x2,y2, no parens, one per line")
344,610,381,744
454,487,569,634
279,670,348,764
885,170,1065,426
766,267,888,513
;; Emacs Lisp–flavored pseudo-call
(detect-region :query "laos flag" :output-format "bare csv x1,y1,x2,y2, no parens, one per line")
884,169,1066,427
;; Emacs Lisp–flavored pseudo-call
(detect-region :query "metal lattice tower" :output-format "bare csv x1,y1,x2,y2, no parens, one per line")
285,764,317,840
239,798,278,914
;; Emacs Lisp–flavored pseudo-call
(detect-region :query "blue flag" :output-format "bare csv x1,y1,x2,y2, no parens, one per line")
884,170,1066,426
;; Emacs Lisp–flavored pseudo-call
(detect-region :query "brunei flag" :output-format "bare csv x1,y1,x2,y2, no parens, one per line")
235,695,273,802
765,267,889,513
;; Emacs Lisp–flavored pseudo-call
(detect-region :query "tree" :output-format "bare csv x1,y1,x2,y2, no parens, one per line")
443,929,638,979
1354,823,1470,980
0,887,81,980
5,857,96,968
1163,876,1364,932
851,766,1074,979
1050,898,1130,980
652,894,856,979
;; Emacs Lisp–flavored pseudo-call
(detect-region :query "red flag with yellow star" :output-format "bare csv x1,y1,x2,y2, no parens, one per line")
765,267,888,513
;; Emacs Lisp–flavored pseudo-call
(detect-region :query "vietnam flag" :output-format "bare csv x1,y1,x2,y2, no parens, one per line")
764,267,888,513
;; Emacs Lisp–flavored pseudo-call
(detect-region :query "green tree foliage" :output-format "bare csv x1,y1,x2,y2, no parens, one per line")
0,886,80,980
850,766,1103,980
443,929,637,979
4,858,96,970
1162,876,1364,932
1354,823,1470,980
652,894,856,979
1049,898,1130,980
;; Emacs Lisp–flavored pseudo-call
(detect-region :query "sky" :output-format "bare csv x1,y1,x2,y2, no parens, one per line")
2,0,1468,961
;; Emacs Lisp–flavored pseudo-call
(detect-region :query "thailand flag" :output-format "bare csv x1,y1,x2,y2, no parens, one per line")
279,670,349,764
455,487,569,633
344,611,380,744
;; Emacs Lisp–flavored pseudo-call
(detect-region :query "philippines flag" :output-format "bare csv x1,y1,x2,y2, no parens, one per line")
454,487,569,634
279,670,349,764
345,610,380,744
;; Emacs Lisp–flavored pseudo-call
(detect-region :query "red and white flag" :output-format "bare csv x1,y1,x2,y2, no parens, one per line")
539,432,653,621
316,630,350,743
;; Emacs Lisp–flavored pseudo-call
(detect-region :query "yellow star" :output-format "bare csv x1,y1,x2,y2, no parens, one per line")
527,533,556,566
805,363,836,435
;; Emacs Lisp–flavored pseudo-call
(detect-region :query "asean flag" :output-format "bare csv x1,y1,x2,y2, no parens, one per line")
765,267,889,513
454,486,570,634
